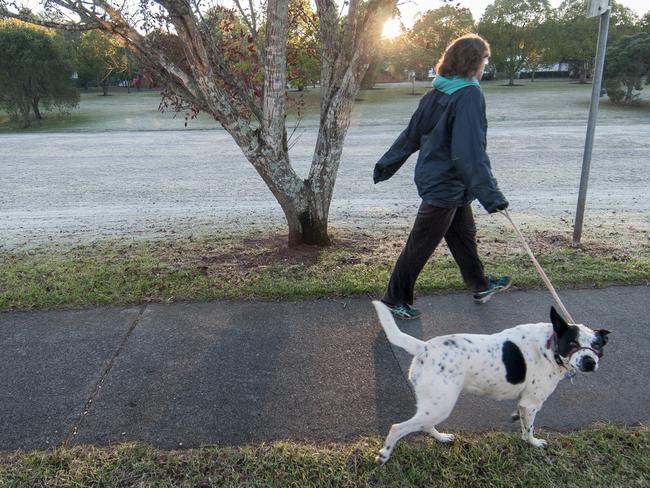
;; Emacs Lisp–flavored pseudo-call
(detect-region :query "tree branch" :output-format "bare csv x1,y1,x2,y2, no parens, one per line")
0,8,99,30
232,0,261,56
261,0,289,152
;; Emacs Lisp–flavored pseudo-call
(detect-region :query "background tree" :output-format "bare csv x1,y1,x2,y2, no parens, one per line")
378,33,412,81
641,11,650,31
408,5,475,79
354,6,404,90
556,0,639,83
478,0,552,86
77,30,128,95
0,20,78,127
523,10,558,81
604,32,650,104
359,51,383,89
0,0,398,246
286,0,320,90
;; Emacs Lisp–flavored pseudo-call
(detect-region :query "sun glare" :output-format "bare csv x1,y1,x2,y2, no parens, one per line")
382,18,402,39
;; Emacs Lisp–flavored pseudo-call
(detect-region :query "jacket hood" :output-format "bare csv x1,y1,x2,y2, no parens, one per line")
432,75,480,95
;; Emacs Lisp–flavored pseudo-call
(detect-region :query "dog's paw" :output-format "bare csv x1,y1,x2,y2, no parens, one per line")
527,437,548,448
435,433,455,444
375,452,389,465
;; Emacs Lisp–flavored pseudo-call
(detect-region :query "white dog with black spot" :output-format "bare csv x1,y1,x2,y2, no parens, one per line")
372,300,610,464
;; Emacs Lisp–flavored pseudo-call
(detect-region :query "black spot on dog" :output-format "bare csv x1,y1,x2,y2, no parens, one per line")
551,306,582,358
444,339,457,347
502,340,526,384
556,325,580,357
591,330,610,355
464,338,473,344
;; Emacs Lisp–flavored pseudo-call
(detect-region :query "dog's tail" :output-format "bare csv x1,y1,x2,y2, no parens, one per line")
372,301,427,356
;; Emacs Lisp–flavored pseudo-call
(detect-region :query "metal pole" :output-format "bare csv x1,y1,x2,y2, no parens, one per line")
572,4,611,246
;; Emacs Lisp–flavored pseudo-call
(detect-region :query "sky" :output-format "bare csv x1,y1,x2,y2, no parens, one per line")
397,0,649,26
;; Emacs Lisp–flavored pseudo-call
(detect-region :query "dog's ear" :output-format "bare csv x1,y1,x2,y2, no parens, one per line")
550,306,569,337
597,329,610,345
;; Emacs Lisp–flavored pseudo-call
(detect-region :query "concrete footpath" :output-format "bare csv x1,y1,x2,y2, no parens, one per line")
1,285,648,451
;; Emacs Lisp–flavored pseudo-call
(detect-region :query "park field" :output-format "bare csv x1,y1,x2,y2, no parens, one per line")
1,80,649,310
1,79,649,132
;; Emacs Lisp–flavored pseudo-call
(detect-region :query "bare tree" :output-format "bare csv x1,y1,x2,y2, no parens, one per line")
1,0,396,246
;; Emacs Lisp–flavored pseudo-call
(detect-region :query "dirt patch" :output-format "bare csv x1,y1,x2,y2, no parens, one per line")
511,230,621,256
189,227,639,273
136,231,390,279
161,234,333,274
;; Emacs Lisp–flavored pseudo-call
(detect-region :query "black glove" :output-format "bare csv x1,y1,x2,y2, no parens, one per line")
373,165,385,184
489,200,509,214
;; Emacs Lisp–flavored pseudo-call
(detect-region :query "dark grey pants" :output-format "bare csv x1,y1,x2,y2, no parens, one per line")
382,202,489,306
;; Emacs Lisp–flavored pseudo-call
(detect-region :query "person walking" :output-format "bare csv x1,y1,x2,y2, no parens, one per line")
374,34,511,320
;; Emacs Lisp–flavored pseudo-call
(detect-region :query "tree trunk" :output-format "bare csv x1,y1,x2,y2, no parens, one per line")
14,93,31,128
284,188,331,247
243,150,333,247
31,97,42,119
624,84,634,104
509,73,515,86
360,55,380,90
101,80,109,95
579,63,588,84
20,108,31,128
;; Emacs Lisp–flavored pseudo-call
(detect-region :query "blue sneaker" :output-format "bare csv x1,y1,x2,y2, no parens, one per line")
473,276,512,304
383,302,422,320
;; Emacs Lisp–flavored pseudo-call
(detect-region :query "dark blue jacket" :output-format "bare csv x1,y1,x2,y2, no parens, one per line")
373,86,508,213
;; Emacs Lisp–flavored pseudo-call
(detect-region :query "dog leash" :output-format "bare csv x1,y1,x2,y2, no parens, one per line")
499,209,576,325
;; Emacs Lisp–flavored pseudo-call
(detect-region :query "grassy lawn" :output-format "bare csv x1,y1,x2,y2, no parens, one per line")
1,216,648,311
1,424,648,487
2,81,647,133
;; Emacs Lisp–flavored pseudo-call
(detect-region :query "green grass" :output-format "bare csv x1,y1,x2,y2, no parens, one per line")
2,219,648,311
1,424,648,487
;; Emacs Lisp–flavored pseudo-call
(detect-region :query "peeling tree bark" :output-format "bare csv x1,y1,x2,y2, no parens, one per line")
1,0,396,247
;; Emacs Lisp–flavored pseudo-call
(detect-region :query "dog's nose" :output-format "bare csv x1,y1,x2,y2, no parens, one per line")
581,356,596,372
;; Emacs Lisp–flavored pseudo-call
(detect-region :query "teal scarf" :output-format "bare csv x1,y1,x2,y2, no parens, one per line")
432,75,479,95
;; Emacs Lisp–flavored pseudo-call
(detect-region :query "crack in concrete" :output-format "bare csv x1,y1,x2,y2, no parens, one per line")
62,304,148,447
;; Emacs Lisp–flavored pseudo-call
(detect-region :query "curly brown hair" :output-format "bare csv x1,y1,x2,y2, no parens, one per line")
435,34,491,79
